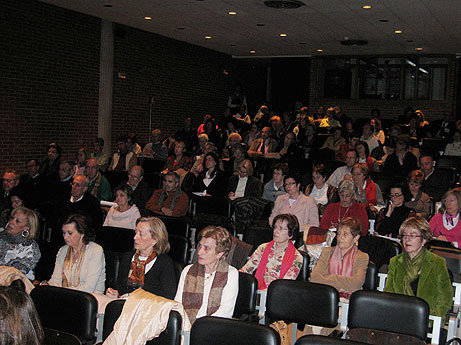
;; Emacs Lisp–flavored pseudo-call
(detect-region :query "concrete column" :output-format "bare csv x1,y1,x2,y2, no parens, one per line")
98,20,114,155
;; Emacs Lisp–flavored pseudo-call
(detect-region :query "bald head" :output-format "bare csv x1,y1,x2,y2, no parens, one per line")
128,165,144,188
85,158,99,180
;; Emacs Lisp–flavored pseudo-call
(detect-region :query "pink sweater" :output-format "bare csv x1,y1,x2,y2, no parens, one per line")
429,213,461,247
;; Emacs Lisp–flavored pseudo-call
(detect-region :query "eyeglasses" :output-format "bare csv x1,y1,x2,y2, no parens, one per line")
389,193,403,198
284,182,296,187
399,234,422,240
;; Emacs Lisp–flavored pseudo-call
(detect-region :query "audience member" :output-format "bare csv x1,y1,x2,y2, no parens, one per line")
1,170,20,213
444,130,461,156
333,105,350,128
103,183,141,230
420,154,450,202
224,143,248,176
319,107,340,128
91,137,109,172
352,163,383,206
0,186,31,228
126,165,153,211
73,147,89,177
162,141,193,177
190,152,227,198
383,134,418,177
405,170,431,219
304,164,336,215
244,122,261,148
146,172,189,217
262,163,287,202
240,214,302,289
175,226,238,324
174,117,197,151
20,159,47,210
227,160,261,199
248,126,278,158
86,158,112,201
371,118,385,145
127,132,142,155
0,207,40,280
39,142,62,182
360,122,379,153
142,129,168,161
269,175,319,232
429,189,461,247
355,141,378,173
326,149,358,188
109,135,137,171
320,127,345,158
106,217,176,299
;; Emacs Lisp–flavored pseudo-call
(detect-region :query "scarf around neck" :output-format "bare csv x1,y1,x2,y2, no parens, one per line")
0,229,28,245
182,260,229,324
255,240,296,290
127,250,157,287
62,244,87,288
329,245,358,298
402,247,426,296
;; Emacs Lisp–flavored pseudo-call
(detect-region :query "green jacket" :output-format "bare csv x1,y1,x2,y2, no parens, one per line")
384,249,453,319
88,173,112,201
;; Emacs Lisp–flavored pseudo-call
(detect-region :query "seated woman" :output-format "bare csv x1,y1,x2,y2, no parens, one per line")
269,175,319,232
320,127,345,159
304,164,336,215
355,141,378,173
190,152,227,198
320,179,369,235
224,143,249,176
262,162,288,202
0,207,41,280
175,226,238,324
275,132,304,163
385,217,452,320
375,182,416,238
73,147,89,177
103,183,141,230
311,217,369,299
162,141,193,176
0,185,31,228
351,163,384,206
45,213,105,293
227,160,261,199
444,130,461,156
106,217,176,299
405,170,431,219
429,189,461,247
240,214,303,289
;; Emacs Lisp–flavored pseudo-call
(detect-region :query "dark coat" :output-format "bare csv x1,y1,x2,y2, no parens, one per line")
191,170,227,197
226,175,262,198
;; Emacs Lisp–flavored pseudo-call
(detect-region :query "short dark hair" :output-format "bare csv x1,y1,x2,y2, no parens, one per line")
62,213,94,244
283,174,301,185
114,182,134,204
356,140,370,157
312,164,328,179
165,171,180,184
272,214,299,240
388,181,412,202
25,159,39,167
272,162,289,176
47,143,62,156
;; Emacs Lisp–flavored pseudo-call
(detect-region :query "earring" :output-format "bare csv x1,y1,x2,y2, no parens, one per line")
22,230,30,238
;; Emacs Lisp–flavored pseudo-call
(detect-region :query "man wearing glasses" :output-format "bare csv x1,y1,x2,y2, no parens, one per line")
126,165,152,211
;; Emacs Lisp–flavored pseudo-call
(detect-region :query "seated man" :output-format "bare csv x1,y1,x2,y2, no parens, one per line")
20,159,48,210
126,165,153,210
52,161,74,200
326,149,358,188
142,129,168,161
420,154,450,202
85,158,112,201
1,169,20,213
247,126,278,159
382,134,418,178
146,172,189,217
108,135,137,171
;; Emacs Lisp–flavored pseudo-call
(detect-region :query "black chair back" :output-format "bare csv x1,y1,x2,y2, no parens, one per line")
295,335,369,345
190,316,280,345
158,215,191,238
104,250,122,289
168,234,190,266
348,290,429,341
266,280,339,328
97,226,135,252
243,226,273,253
296,250,310,282
44,328,82,345
31,286,97,345
362,261,377,291
233,272,258,318
103,300,182,345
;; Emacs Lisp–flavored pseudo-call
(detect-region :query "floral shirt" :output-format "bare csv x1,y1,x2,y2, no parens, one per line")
240,242,303,289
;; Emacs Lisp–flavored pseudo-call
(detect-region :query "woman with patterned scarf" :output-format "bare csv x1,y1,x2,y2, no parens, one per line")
175,226,238,324
385,216,452,320
240,214,303,290
430,189,461,247
44,213,105,293
106,217,176,299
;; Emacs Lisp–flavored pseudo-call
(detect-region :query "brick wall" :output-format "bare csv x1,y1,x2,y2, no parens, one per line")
0,0,232,175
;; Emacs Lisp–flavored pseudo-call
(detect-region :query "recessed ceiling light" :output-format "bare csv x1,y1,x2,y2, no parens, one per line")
415,47,423,51
250,50,256,54
104,4,112,7
316,49,323,52
204,36,212,39
362,5,372,9
228,11,237,15
256,23,265,27
144,16,152,20
394,30,403,34
280,33,287,37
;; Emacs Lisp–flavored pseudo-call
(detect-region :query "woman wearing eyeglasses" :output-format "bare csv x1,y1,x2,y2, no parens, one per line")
429,189,461,247
384,217,452,320
375,182,416,238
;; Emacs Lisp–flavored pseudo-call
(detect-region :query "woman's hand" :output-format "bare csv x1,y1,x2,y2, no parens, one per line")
386,202,395,217
106,288,119,298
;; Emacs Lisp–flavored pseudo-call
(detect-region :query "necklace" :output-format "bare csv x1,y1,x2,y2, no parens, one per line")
338,204,351,224
204,271,215,284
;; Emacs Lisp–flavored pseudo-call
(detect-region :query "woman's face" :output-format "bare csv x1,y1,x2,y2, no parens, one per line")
273,219,292,245
339,190,353,206
284,133,295,146
445,194,459,216
10,196,23,209
233,149,244,161
48,148,58,161
352,168,366,186
116,190,130,207
389,187,404,207
197,237,224,266
312,171,325,187
356,144,365,156
337,226,359,252
205,155,217,171
408,181,421,195
174,144,185,156
273,169,284,184
402,228,426,257
284,177,299,197
6,211,29,236
238,164,248,178
77,151,86,163
134,222,157,255
62,223,84,249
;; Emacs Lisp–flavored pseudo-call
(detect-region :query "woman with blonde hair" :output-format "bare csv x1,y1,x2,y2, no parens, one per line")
0,207,41,280
106,217,176,299
429,189,461,247
175,226,238,324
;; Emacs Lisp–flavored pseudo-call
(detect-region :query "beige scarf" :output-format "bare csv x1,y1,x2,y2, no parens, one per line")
62,245,86,288
182,260,229,324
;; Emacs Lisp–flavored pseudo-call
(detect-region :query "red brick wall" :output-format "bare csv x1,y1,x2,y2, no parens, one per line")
1,1,232,175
